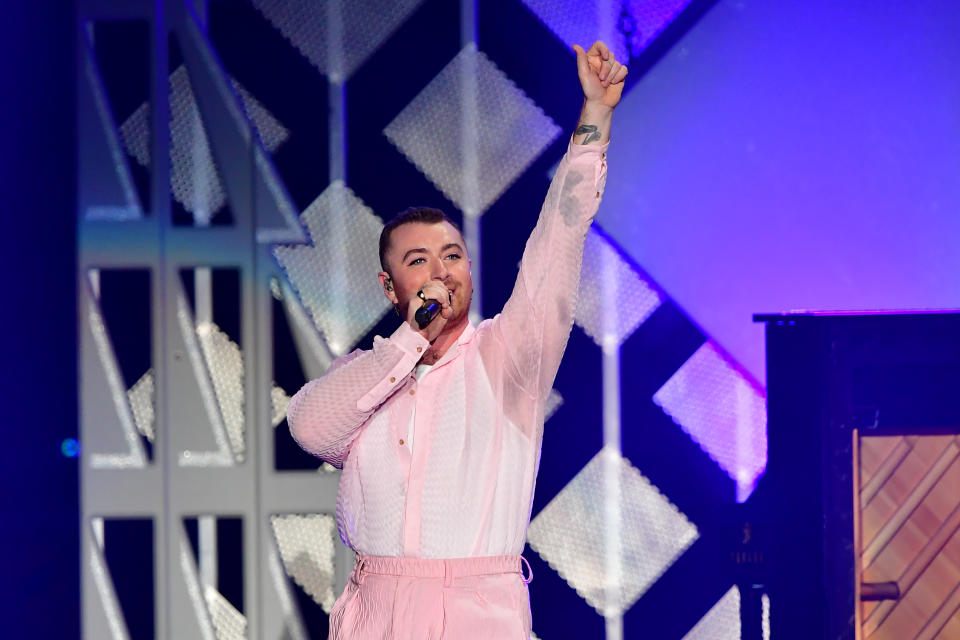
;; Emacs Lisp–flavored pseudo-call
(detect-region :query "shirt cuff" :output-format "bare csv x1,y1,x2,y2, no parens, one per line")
356,323,429,412
390,321,431,355
567,136,610,158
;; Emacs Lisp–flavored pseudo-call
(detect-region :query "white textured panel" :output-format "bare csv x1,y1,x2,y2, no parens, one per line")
273,181,390,355
250,0,425,80
271,383,290,428
520,0,691,62
762,593,770,640
271,514,337,613
128,370,155,442
238,82,289,150
384,44,561,216
682,586,741,640
623,0,694,52
653,341,767,502
575,229,662,347
197,321,246,462
120,65,289,224
544,388,564,422
528,448,698,615
177,291,233,468
204,586,248,640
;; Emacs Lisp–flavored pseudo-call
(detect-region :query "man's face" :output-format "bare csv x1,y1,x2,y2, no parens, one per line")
379,221,472,324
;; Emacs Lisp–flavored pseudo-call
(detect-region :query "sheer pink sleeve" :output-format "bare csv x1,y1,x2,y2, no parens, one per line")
286,322,429,467
492,139,608,400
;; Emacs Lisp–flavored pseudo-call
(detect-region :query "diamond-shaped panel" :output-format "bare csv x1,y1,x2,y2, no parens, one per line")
196,321,245,461
528,448,698,615
128,370,155,442
575,228,662,347
544,388,564,422
682,586,741,640
120,65,289,225
521,0,692,62
653,341,767,502
626,0,695,53
384,44,561,217
270,384,290,427
250,0,426,80
204,586,247,640
273,181,390,356
271,514,337,613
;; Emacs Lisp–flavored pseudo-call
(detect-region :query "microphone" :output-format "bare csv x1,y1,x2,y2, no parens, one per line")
415,298,442,329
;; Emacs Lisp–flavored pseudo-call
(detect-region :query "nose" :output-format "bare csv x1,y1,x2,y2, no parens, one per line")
430,258,448,279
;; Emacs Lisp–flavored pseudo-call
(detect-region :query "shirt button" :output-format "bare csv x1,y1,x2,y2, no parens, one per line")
416,346,422,353
409,390,415,396
399,439,405,446
390,377,396,383
596,191,601,198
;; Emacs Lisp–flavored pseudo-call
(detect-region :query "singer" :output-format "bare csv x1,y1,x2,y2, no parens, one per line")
286,40,626,639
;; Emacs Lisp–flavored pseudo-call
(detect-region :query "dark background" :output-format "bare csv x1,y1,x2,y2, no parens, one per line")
0,1,79,638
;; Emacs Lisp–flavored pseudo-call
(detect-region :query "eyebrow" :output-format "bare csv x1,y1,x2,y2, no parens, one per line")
442,242,465,255
401,247,427,263
400,243,465,264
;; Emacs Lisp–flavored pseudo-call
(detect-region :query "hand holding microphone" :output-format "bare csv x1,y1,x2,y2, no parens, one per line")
415,290,445,329
406,281,453,342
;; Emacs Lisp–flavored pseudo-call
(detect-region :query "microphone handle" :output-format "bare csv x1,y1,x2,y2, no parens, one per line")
415,299,442,329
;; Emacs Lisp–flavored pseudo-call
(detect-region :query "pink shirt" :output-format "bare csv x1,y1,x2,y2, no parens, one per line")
287,140,608,558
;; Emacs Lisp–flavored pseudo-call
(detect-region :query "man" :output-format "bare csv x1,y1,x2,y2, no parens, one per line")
287,40,626,639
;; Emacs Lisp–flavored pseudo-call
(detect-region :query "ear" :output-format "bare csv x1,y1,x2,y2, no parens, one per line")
378,271,398,305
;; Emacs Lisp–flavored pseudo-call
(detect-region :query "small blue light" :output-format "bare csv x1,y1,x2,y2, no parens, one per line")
61,438,81,458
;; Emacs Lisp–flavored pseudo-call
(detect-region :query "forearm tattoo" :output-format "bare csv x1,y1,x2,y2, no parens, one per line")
576,124,601,144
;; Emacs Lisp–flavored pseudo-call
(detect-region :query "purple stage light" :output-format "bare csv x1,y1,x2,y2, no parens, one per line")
598,0,960,385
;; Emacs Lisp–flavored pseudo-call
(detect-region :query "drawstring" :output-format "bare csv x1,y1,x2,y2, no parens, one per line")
520,555,533,584
355,555,367,585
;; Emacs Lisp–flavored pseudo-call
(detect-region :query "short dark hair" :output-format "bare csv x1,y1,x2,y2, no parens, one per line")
379,207,462,272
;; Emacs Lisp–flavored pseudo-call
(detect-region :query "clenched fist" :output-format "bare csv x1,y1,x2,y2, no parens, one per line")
573,41,628,110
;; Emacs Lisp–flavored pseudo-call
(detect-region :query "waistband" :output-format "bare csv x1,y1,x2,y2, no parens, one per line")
354,554,533,586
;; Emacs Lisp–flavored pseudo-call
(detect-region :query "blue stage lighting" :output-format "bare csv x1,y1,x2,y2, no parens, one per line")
61,438,81,458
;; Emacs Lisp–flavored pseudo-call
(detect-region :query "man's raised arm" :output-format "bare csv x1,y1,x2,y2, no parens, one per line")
493,41,627,401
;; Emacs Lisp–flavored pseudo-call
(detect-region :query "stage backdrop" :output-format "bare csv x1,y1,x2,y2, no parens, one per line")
76,1,960,639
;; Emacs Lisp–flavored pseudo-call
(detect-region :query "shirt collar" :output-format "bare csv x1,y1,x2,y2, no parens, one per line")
456,320,476,345
430,320,476,370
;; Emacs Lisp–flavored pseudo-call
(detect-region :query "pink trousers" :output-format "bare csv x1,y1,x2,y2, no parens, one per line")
328,554,534,639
